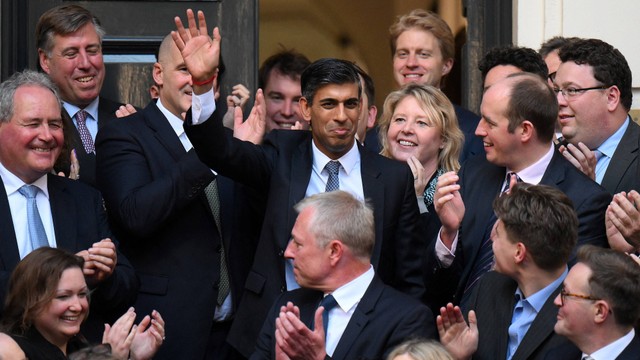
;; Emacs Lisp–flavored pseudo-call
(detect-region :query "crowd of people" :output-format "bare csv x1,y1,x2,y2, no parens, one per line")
0,3,639,360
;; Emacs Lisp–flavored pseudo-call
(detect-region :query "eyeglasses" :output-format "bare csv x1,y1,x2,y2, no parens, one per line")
553,85,609,99
559,287,600,306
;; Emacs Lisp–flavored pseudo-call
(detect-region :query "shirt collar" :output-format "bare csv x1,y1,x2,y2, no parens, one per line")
0,161,49,199
312,140,360,176
588,328,635,360
156,99,187,139
508,143,555,185
63,97,99,122
515,267,567,313
597,116,630,159
327,265,374,313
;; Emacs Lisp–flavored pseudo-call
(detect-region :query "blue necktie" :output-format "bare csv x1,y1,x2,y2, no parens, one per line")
320,294,338,336
18,185,49,250
325,161,341,192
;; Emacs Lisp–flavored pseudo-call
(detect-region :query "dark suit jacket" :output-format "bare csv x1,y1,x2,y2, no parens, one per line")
454,104,484,164
251,276,436,360
0,174,138,343
601,118,640,194
464,271,577,360
544,332,640,360
95,102,257,359
55,97,122,188
427,150,611,308
184,109,423,357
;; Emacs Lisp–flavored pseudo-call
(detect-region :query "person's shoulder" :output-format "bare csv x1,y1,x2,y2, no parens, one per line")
0,332,26,360
98,96,125,113
48,173,101,197
453,103,480,121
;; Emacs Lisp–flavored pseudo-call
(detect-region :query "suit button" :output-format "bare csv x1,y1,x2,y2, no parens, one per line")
278,249,284,257
280,286,285,293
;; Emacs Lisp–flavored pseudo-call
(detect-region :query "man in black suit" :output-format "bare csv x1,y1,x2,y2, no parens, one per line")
252,191,435,360
551,39,640,254
432,73,610,308
174,10,423,357
96,34,253,359
0,70,138,343
548,246,640,360
36,4,124,187
438,184,579,360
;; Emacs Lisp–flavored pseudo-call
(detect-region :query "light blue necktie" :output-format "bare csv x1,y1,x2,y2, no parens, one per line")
325,161,341,192
18,185,49,250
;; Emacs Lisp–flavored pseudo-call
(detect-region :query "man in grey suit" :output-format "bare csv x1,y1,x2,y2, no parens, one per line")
437,183,579,360
551,39,640,252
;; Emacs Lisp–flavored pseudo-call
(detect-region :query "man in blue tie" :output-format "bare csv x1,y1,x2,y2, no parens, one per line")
177,9,423,357
0,70,138,342
251,191,435,360
437,184,580,360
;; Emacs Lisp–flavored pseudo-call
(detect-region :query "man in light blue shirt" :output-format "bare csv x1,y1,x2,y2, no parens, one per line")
438,183,579,360
552,39,640,252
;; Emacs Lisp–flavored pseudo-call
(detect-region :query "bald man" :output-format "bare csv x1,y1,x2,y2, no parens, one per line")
95,35,253,359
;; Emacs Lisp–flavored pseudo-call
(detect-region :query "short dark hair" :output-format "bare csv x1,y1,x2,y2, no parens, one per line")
504,73,557,142
559,38,632,110
538,36,581,58
258,49,311,90
36,4,105,56
479,46,548,81
1,247,85,335
353,63,375,106
301,58,361,105
577,245,640,328
493,183,577,270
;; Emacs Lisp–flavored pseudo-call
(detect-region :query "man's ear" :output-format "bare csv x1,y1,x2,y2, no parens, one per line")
442,58,454,77
152,63,164,86
299,97,312,124
367,105,378,129
328,240,343,266
606,85,622,112
38,49,51,74
519,120,535,142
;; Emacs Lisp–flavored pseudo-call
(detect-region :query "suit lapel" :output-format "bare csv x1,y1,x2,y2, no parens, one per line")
0,176,21,270
359,147,384,267
144,103,188,162
539,150,567,187
601,119,639,192
495,279,518,360
286,137,313,247
47,175,78,250
512,284,562,360
330,277,383,359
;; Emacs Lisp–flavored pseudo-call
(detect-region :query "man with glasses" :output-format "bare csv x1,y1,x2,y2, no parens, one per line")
548,245,640,359
553,38,640,254
437,183,580,360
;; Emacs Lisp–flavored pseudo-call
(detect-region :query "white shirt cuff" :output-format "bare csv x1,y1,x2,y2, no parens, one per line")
435,228,458,267
191,88,216,125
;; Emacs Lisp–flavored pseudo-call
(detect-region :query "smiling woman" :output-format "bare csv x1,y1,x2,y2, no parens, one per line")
0,247,165,360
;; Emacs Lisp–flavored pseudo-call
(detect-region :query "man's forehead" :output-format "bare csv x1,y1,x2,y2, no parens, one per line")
314,83,359,99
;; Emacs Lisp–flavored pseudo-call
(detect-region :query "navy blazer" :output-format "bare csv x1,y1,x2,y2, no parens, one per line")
96,102,259,359
185,107,424,357
464,271,578,360
251,276,436,360
544,332,640,360
601,118,640,194
426,150,611,308
55,96,122,188
0,174,138,343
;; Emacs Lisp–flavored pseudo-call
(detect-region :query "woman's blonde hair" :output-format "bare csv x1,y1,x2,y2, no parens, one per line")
387,339,454,360
379,83,463,172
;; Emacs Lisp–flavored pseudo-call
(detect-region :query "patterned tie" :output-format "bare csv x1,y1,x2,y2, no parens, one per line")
320,294,338,336
75,110,95,154
18,185,49,250
204,179,230,305
324,161,341,192
463,172,521,300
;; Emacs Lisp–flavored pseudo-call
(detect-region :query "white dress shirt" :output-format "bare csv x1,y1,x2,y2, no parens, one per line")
0,162,56,258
